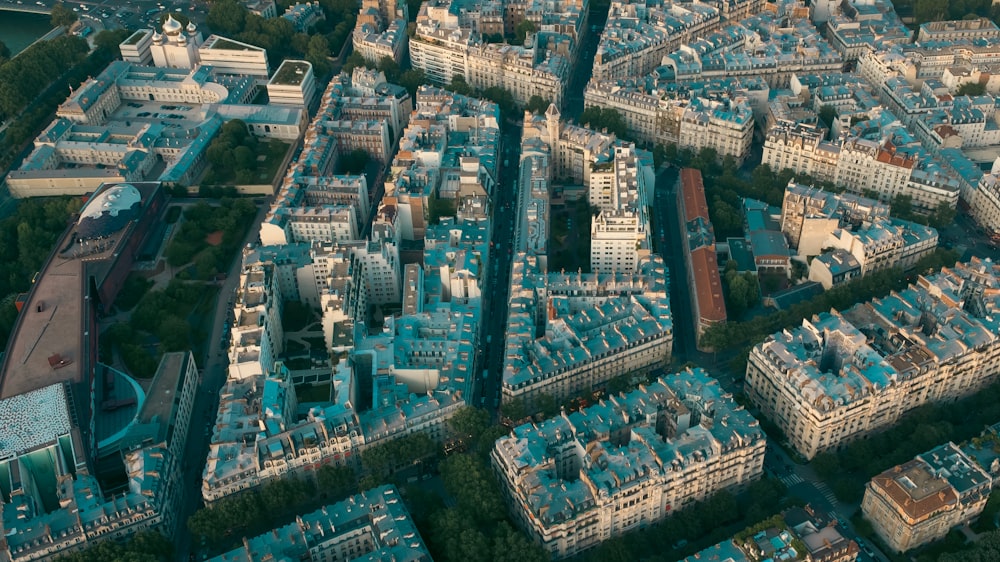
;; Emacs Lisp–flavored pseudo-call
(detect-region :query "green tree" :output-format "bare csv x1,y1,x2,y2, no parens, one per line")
93,29,130,59
377,55,400,82
513,19,536,45
50,2,78,27
930,200,957,229
447,74,475,96
342,51,369,74
397,68,426,98
524,95,550,115
891,193,915,221
447,406,490,444
337,149,370,174
957,82,987,96
207,0,248,35
578,106,628,139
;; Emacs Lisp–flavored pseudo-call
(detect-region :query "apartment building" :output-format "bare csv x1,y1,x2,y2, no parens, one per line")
409,0,575,107
677,168,726,347
822,218,938,275
583,81,755,163
762,121,840,183
917,18,1000,43
282,1,325,32
745,257,1000,460
493,368,765,559
862,443,992,552
262,175,371,246
660,15,842,89
971,158,1000,237
353,0,409,64
500,254,672,411
210,486,431,562
594,0,725,82
590,145,652,275
824,0,911,62
385,86,500,241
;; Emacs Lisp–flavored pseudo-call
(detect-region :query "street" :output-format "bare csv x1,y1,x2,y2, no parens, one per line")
173,198,270,562
476,123,523,418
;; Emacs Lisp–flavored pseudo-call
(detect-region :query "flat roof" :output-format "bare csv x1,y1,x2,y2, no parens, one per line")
139,352,191,428
0,384,72,459
271,60,311,86
0,183,158,400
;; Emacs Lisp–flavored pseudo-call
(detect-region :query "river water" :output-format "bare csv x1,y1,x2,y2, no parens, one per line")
0,10,53,56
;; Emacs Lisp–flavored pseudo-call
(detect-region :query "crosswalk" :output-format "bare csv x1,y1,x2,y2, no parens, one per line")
776,474,840,506
813,480,841,506
778,473,803,487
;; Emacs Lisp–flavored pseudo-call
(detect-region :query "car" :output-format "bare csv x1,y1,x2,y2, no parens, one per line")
856,540,875,557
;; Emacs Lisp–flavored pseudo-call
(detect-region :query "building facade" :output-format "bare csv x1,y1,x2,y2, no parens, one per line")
745,258,1000,460
493,368,765,559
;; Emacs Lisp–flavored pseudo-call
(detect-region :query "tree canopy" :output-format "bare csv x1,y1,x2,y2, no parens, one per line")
578,106,628,139
50,2,78,27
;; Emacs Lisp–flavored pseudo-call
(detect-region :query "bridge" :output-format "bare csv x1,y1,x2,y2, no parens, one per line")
0,5,51,14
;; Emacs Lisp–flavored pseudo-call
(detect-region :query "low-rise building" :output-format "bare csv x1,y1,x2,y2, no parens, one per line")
862,443,992,553
493,368,765,559
677,168,726,347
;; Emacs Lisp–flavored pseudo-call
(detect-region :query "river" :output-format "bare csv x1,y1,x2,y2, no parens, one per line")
0,9,53,57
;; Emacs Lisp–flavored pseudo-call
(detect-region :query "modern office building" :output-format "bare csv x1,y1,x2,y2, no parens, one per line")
209,486,431,562
493,368,765,559
0,183,206,561
267,60,317,109
862,443,992,553
745,257,1000,460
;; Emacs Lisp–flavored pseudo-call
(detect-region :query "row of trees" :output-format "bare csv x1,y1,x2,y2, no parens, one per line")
699,248,960,372
187,465,357,547
56,531,172,562
578,106,629,139
811,380,1000,504
0,197,80,353
0,34,89,119
0,29,129,170
571,478,793,562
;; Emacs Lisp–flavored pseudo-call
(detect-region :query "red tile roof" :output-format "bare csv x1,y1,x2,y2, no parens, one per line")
691,246,727,323
680,168,709,223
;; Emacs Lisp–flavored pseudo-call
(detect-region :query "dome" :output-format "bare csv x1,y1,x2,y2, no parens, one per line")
76,184,142,240
186,21,198,33
162,15,182,35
